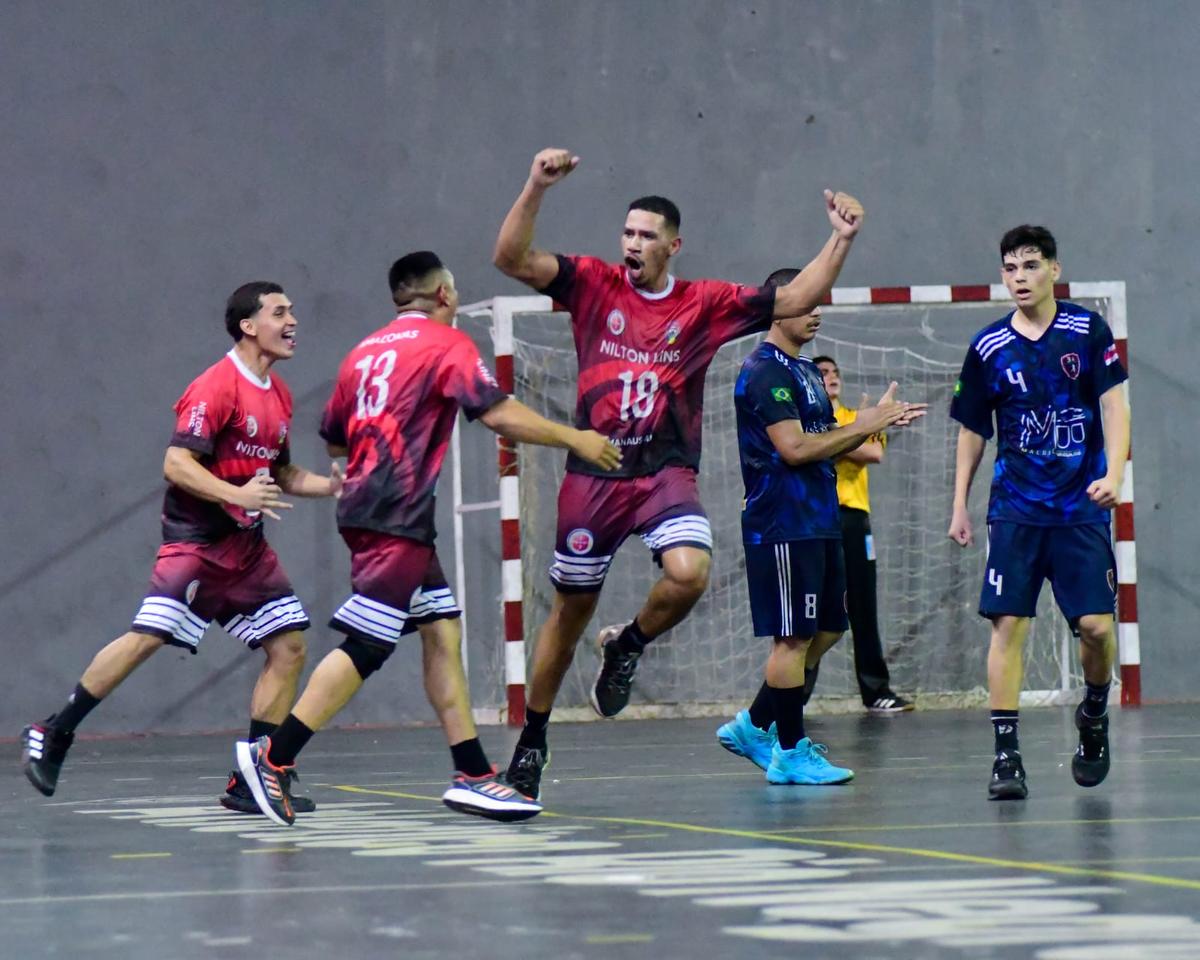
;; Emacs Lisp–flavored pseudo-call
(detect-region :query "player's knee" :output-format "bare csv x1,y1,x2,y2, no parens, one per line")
662,550,711,596
339,635,394,680
1076,615,1113,649
125,630,166,660
263,631,307,671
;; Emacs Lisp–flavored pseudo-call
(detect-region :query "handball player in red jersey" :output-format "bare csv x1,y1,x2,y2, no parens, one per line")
491,147,865,800
237,251,620,826
21,282,343,814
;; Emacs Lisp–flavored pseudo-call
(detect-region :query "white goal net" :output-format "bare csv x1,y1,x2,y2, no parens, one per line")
457,291,1122,718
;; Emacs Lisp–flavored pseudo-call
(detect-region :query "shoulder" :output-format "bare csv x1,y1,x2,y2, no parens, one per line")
570,255,621,281
182,355,236,396
1051,301,1098,338
969,315,1016,361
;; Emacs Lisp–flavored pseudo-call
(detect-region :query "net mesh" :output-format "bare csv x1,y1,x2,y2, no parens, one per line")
468,298,1114,715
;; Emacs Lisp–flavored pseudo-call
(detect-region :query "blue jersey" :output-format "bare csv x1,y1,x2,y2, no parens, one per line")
736,342,841,544
950,301,1128,526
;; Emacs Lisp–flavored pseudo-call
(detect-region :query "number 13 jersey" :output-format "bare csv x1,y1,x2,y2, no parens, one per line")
541,254,775,478
320,312,507,543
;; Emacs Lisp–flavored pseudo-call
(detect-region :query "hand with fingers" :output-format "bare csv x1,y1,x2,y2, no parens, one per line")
947,505,974,547
571,430,622,471
233,473,293,521
530,148,580,189
859,382,929,433
329,461,345,500
824,189,865,239
1086,475,1120,509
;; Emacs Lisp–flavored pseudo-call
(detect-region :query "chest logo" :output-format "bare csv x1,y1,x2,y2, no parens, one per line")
1060,353,1081,380
566,528,595,555
665,322,680,345
245,415,259,438
607,309,626,336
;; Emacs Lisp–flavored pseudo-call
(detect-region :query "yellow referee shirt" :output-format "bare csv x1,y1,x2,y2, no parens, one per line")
832,405,886,512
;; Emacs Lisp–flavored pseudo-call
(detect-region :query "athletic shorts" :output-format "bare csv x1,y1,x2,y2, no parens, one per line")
549,465,713,593
329,529,461,645
131,530,309,653
744,539,849,639
979,521,1116,628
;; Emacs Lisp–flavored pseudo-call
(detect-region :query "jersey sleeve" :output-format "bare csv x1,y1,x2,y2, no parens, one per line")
949,345,994,439
170,371,235,455
1088,314,1129,397
537,254,609,313
744,361,802,427
705,280,776,345
437,334,508,420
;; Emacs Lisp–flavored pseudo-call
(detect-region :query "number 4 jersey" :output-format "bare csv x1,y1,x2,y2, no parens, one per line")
950,301,1128,526
540,254,776,478
320,312,507,542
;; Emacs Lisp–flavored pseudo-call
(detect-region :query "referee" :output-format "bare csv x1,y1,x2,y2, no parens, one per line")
813,355,914,713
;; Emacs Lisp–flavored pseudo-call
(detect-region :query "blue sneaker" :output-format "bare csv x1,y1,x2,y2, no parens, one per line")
766,738,854,785
716,710,776,771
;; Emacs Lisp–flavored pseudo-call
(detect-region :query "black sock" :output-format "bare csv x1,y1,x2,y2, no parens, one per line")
1082,681,1111,720
767,684,807,750
615,618,653,655
517,707,551,750
48,684,102,734
991,709,1020,753
747,682,774,731
248,719,277,742
265,714,314,767
450,738,492,778
802,663,820,706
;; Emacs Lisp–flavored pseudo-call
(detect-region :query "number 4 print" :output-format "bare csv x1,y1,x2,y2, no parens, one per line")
1006,368,1028,393
988,568,1004,596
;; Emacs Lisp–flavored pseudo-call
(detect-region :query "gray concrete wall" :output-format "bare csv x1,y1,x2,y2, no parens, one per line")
2,0,1195,734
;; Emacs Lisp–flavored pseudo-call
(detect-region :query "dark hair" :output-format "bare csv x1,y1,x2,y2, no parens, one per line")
388,250,446,307
764,267,800,288
1000,225,1057,262
225,281,284,341
628,195,681,232
811,355,838,371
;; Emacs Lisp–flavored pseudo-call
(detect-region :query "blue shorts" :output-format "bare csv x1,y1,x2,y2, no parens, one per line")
979,522,1116,628
744,539,848,639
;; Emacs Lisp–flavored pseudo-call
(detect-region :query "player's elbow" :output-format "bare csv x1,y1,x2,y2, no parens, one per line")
492,246,526,279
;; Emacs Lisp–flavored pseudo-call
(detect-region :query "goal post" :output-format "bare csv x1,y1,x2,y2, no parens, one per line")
452,283,1137,726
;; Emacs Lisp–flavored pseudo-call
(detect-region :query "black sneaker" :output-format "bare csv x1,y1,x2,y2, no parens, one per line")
21,722,74,797
220,768,316,814
504,744,550,801
590,624,640,718
235,735,295,826
865,691,915,714
1072,703,1111,788
988,750,1028,800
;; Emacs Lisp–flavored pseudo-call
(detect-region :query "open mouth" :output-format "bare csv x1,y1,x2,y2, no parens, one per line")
624,256,643,274
282,330,297,347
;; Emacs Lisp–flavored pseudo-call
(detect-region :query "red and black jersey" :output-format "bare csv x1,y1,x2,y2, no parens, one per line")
541,254,775,477
321,312,507,543
164,350,293,544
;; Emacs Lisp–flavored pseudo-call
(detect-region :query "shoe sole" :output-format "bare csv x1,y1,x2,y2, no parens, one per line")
988,782,1028,801
219,793,317,815
1071,755,1110,788
589,624,627,719
441,788,542,823
866,705,916,714
235,741,294,827
765,771,855,785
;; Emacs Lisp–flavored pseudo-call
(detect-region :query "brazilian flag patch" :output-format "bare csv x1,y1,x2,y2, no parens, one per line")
771,386,792,402
953,380,963,397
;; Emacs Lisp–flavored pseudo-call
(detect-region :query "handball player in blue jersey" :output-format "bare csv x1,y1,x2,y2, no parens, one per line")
717,269,926,785
948,226,1130,800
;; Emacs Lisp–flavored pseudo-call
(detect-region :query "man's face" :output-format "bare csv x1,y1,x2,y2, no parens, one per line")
242,292,296,359
1001,246,1060,310
816,358,840,399
621,209,681,289
777,307,822,346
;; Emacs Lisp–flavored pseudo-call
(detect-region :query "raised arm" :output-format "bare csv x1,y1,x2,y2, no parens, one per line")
1086,384,1131,509
772,190,865,319
479,397,621,471
492,148,579,290
947,426,987,546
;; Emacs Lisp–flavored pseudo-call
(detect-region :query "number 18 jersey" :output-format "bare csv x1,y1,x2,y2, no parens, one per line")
320,312,507,543
541,255,775,478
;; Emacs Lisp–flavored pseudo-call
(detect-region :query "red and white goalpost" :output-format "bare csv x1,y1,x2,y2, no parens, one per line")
453,282,1137,726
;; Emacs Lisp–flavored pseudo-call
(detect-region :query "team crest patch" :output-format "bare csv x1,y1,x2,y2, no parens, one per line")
1104,343,1120,366
246,415,259,438
1060,353,1081,379
185,579,200,605
665,322,680,345
567,528,594,555
771,387,792,402
607,309,626,336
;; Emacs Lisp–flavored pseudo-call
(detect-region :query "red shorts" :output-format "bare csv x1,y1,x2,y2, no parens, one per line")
329,529,461,645
131,530,309,652
550,465,712,593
